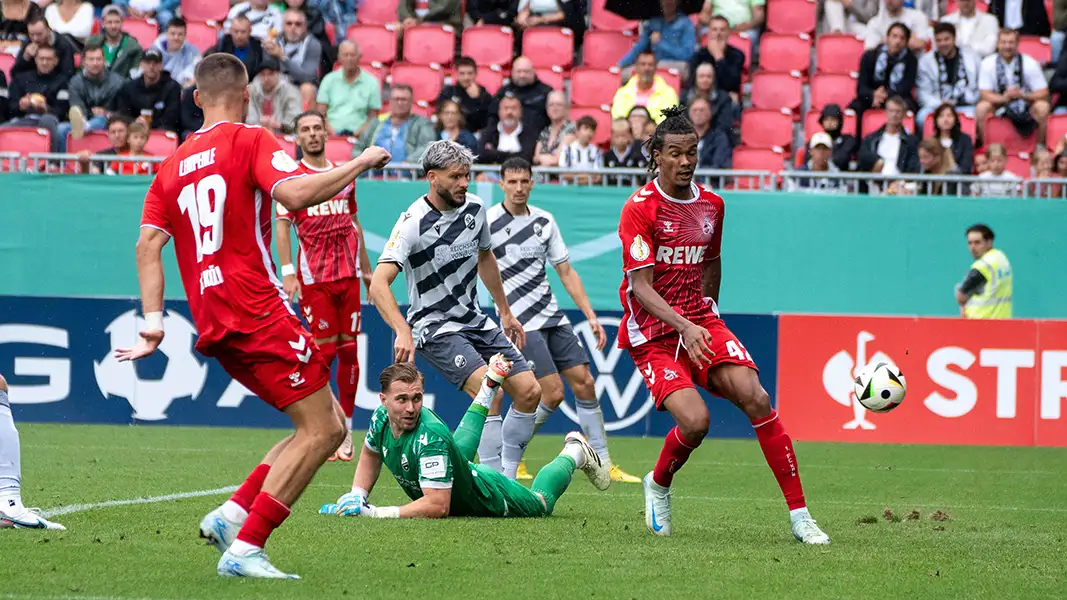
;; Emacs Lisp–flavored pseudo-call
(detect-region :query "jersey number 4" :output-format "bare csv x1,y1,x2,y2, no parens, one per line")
725,340,753,362
178,174,228,262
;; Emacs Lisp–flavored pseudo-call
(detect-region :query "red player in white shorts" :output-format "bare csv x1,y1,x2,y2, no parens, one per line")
276,111,373,462
116,54,392,579
617,105,830,544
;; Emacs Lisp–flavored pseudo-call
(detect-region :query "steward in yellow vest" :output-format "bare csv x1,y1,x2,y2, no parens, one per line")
955,224,1012,319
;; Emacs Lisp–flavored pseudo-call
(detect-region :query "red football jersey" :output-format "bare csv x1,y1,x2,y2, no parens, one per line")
617,179,724,349
275,160,361,286
140,121,306,352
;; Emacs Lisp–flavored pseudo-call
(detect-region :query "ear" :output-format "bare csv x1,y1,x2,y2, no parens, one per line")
193,89,202,109
379,393,386,405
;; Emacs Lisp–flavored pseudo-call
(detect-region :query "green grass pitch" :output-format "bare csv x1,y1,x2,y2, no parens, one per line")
1,423,1065,599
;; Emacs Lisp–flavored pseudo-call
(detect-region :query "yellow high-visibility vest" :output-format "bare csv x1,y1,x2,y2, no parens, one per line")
964,248,1013,319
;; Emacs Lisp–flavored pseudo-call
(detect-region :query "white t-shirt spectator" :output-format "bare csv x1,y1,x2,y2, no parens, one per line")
45,2,94,43
941,12,1000,57
559,140,602,170
519,0,565,15
978,53,1048,95
877,132,902,175
975,171,1022,196
225,2,284,40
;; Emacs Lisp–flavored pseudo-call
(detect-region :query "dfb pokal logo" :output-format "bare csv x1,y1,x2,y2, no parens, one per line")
822,330,897,431
558,317,654,431
94,309,208,421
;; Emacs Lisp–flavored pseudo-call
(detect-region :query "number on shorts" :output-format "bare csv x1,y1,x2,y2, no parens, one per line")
726,340,753,362
350,311,360,333
177,174,228,262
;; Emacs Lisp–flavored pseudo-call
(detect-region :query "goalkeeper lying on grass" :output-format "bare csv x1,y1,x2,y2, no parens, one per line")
320,356,610,519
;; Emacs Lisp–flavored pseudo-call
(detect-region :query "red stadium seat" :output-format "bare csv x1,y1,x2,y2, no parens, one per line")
860,109,914,136
411,99,435,118
1046,114,1067,147
535,66,566,90
581,30,636,69
346,25,398,64
0,54,14,80
185,21,220,53
402,24,456,67
749,72,802,114
656,68,682,93
569,105,612,146
766,0,817,34
145,131,179,155
390,63,445,102
1004,154,1031,178
123,18,159,48
571,67,622,107
325,21,336,44
474,65,506,94
522,27,575,70
325,136,356,164
181,0,228,23
804,109,857,138
759,33,812,75
0,127,50,155
730,147,785,189
589,0,640,32
921,112,977,138
67,131,113,153
357,0,400,25
461,25,514,69
984,116,1038,154
1018,35,1052,64
740,108,795,150
359,62,389,85
728,32,753,75
809,73,857,111
815,34,864,74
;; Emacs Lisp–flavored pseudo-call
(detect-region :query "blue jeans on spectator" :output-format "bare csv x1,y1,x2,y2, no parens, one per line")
56,115,109,152
1052,30,1065,64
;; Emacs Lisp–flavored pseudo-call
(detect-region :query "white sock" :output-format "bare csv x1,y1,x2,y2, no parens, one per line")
561,440,586,468
345,415,353,431
501,406,536,479
575,398,611,464
532,402,554,434
228,539,260,556
790,507,811,524
472,380,497,410
220,500,248,524
477,416,503,472
0,396,22,498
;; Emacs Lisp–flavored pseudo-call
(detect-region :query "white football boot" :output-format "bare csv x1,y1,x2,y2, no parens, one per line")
0,497,65,530
335,429,355,462
642,472,672,537
564,432,610,491
199,505,241,553
218,549,300,579
792,514,831,545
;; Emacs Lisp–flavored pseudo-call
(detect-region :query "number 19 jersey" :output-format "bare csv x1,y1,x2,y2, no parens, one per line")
140,122,306,351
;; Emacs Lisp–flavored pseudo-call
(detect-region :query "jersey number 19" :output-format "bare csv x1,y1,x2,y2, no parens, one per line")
178,174,228,262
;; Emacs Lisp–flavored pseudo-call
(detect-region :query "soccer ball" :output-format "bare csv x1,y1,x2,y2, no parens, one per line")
853,362,906,413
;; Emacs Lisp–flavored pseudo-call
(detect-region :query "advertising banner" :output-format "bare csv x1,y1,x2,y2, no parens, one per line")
777,315,1067,447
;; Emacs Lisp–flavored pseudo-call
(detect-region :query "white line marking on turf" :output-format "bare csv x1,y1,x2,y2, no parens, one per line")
2,595,175,600
41,486,237,518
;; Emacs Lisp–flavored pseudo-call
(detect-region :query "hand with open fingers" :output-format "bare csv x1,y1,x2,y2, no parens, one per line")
680,322,715,367
114,330,164,362
501,313,526,350
589,318,607,351
359,146,392,170
395,329,415,363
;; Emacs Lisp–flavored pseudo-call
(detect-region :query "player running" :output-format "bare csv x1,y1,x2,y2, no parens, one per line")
276,110,373,462
319,358,608,519
118,54,392,578
488,157,640,484
617,105,830,544
0,374,65,530
370,140,543,480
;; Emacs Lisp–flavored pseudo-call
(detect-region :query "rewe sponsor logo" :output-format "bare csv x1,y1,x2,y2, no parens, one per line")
655,245,706,265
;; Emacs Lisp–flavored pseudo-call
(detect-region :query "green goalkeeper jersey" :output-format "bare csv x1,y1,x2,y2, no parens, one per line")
364,405,508,517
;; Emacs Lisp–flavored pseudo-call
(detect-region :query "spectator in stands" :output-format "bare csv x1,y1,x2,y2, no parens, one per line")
604,117,648,170
990,0,1050,37
478,93,538,164
75,113,127,173
247,57,301,136
618,0,697,81
492,56,552,137
1055,3,1067,63
1046,37,1067,112
513,0,567,31
532,90,573,166
87,5,141,79
687,62,739,134
125,0,179,30
916,137,961,195
13,15,75,79
788,132,847,192
689,97,731,169
151,17,200,88
821,0,878,38
809,104,857,171
558,115,601,183
285,0,334,74
612,50,680,124
977,28,1050,144
226,0,284,41
3,45,68,151
974,143,1022,195
917,23,981,126
0,0,43,56
115,49,181,133
931,103,974,173
863,0,931,51
627,105,656,142
1031,146,1053,176
44,0,91,48
317,0,359,45
852,23,918,115
354,84,436,164
437,56,493,133
179,84,202,138
316,41,381,138
108,119,155,175
468,0,517,25
61,42,122,149
857,95,920,177
265,9,322,108
942,0,1000,58
206,15,265,81
690,15,743,102
398,0,463,31
436,99,478,153
698,0,764,35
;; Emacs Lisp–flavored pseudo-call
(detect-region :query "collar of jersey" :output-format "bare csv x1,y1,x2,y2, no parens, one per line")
653,179,699,204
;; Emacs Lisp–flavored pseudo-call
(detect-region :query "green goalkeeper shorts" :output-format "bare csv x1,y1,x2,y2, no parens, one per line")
472,464,550,518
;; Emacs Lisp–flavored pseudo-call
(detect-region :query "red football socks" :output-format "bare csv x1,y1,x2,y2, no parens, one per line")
235,492,291,549
336,341,358,418
229,463,270,513
752,410,806,510
652,427,702,488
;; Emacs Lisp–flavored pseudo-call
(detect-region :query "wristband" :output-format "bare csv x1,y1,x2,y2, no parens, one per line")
374,506,400,519
144,311,164,332
281,264,297,277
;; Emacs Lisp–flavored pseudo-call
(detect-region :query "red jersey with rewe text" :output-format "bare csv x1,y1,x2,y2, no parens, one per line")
140,121,306,352
617,179,724,349
275,160,361,286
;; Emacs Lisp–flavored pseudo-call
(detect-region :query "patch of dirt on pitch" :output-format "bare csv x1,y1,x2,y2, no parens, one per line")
883,508,901,522
906,510,921,521
930,510,951,522
857,515,878,525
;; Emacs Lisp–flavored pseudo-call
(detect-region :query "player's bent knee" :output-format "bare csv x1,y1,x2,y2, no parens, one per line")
543,387,565,410
679,412,710,442
739,388,773,420
336,340,358,361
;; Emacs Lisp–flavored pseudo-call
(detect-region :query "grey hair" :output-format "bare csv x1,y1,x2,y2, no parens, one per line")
421,140,475,172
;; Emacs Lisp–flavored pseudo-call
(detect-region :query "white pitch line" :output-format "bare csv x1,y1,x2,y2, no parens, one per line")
2,595,175,600
41,486,237,518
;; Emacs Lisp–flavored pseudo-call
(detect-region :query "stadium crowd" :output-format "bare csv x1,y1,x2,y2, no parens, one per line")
1,0,1067,192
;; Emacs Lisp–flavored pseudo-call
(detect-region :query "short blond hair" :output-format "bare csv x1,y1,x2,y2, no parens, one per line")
194,53,248,107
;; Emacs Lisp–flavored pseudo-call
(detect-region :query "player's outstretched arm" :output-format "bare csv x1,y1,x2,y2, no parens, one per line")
325,443,382,516
630,267,715,367
273,147,391,212
554,261,606,350
701,256,722,305
116,227,169,362
369,262,415,362
477,249,526,349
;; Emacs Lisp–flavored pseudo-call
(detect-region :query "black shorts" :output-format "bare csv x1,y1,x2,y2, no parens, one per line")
417,328,531,388
522,323,590,379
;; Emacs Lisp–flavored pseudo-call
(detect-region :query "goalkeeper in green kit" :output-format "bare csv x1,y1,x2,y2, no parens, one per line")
319,355,610,519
